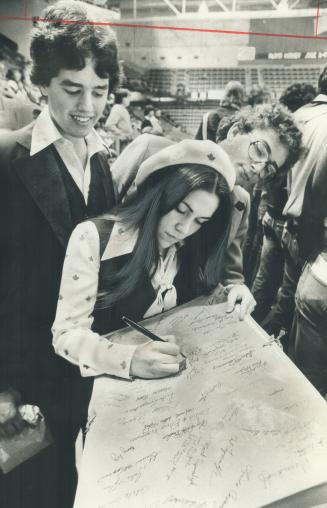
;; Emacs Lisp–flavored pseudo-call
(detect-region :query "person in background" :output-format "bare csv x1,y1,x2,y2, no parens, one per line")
279,82,317,114
251,82,316,336
264,67,327,397
0,79,19,101
247,85,271,107
241,85,273,285
155,108,163,121
0,65,42,130
96,92,115,129
141,104,163,136
104,87,133,152
265,68,327,348
52,140,239,385
110,102,302,315
195,80,245,141
290,142,327,397
5,68,24,93
0,2,120,507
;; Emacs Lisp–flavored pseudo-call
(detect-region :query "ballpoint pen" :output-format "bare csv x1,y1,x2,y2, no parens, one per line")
121,315,165,342
121,315,187,370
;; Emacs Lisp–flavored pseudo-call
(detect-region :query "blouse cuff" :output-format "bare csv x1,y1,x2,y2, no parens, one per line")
79,333,138,380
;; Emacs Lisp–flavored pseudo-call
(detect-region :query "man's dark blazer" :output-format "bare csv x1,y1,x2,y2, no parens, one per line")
0,122,116,429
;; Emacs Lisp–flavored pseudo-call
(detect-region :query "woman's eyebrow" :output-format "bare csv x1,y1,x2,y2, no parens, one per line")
181,201,193,213
182,201,211,220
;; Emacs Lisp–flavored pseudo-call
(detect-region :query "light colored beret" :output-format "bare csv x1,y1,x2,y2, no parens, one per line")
135,139,236,191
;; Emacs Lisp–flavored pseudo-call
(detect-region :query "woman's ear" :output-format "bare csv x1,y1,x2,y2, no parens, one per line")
226,122,241,141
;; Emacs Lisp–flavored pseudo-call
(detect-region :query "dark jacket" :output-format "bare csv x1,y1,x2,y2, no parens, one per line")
0,123,116,425
298,142,327,261
195,102,240,142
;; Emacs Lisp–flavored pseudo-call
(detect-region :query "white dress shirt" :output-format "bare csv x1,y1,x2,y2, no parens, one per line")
52,221,179,380
30,106,106,203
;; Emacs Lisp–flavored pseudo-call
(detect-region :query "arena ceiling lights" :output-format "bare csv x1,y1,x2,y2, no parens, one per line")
124,0,319,19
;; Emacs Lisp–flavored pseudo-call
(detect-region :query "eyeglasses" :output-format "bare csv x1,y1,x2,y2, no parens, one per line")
248,139,280,180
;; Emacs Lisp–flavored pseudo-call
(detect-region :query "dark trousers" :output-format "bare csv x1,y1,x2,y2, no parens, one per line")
289,263,327,397
0,374,92,508
0,427,79,508
252,215,285,323
259,226,303,345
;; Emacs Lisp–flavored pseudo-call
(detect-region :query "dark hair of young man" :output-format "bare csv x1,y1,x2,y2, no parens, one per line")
30,0,120,92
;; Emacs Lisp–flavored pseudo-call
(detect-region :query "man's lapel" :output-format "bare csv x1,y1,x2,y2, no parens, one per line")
94,151,116,209
13,130,74,248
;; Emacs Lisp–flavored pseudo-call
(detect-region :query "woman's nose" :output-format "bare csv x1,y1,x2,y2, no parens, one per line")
175,218,192,236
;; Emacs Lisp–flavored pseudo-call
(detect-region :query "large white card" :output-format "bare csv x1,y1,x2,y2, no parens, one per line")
74,298,327,508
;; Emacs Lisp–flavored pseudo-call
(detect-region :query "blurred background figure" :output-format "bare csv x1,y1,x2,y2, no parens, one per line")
195,80,245,141
279,82,317,113
141,104,163,135
247,85,272,107
104,88,133,153
251,82,317,345
0,65,42,130
241,85,272,286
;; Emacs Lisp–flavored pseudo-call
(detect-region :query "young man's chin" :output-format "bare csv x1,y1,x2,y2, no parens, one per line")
64,122,96,139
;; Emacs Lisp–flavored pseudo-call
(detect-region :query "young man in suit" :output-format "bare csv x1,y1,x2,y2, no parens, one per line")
111,103,302,318
0,2,120,507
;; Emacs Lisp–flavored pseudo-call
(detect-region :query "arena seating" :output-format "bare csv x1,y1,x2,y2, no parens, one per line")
124,62,326,137
143,65,322,97
261,66,322,95
147,69,176,94
187,68,246,92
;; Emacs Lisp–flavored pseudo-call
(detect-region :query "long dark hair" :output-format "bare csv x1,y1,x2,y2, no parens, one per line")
96,164,232,308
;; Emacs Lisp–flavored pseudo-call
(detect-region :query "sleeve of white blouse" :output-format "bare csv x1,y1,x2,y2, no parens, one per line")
52,221,138,380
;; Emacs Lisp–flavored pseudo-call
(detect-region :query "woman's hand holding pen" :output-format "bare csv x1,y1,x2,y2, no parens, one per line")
130,335,182,379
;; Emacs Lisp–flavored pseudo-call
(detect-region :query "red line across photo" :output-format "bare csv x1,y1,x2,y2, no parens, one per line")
0,1,324,41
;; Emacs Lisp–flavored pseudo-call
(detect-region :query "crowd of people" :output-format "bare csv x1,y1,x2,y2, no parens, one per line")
0,1,326,507
0,57,163,154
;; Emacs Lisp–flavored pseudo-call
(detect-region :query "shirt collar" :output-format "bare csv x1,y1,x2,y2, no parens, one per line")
312,94,327,103
30,105,105,157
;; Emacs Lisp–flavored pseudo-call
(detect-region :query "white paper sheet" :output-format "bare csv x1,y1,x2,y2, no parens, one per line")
74,298,327,508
